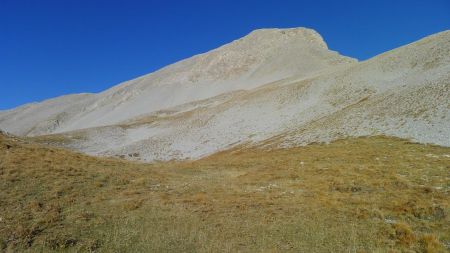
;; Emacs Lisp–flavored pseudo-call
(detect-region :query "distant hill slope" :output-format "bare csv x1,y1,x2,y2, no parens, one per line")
0,28,355,136
1,29,449,161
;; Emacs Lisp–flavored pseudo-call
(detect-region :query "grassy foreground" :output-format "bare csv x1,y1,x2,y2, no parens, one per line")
0,133,449,252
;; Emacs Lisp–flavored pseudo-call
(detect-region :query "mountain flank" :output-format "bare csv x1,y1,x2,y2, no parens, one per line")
1,28,449,162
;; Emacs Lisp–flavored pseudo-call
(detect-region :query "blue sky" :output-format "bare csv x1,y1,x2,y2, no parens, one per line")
0,0,449,110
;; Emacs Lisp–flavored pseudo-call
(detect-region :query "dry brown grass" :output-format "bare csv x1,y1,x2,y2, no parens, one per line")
0,134,449,252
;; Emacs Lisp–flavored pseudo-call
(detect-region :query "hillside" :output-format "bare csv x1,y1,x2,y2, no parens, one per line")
1,29,449,162
1,132,449,252
25,30,450,162
1,28,449,252
0,28,355,136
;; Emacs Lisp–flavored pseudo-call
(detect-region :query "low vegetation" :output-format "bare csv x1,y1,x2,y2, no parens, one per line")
0,133,449,252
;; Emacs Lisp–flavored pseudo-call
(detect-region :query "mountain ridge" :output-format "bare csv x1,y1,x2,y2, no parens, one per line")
1,28,449,162
0,27,355,136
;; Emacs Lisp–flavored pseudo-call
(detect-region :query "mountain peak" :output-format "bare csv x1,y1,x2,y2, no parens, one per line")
1,29,449,161
242,27,328,49
0,26,355,135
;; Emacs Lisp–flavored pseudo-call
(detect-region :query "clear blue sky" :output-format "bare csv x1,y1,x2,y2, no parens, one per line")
1,0,449,110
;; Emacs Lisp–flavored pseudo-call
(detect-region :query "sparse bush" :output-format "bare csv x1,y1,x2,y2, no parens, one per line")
419,234,442,253
393,222,416,246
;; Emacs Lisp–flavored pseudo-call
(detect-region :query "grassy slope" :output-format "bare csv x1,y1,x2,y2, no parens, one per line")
0,134,449,252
